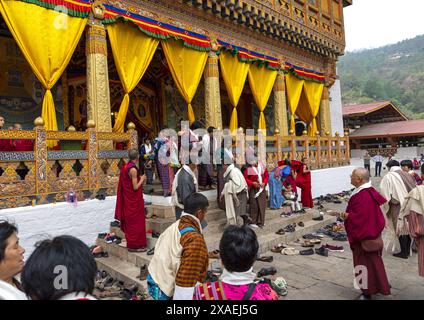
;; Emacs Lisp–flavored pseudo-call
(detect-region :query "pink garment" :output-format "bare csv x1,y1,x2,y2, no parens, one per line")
193,281,278,300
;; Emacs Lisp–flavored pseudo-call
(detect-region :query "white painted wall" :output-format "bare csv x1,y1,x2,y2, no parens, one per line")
330,77,344,137
0,197,116,258
309,165,355,198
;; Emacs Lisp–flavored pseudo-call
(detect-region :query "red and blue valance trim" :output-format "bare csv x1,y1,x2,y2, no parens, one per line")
13,0,325,81
284,62,325,83
217,39,281,70
102,4,211,52
15,0,91,18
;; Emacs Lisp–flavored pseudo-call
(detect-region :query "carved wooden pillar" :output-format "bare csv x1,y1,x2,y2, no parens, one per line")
273,71,289,137
34,117,48,195
319,86,332,135
86,18,112,150
204,50,222,130
127,122,138,151
86,120,98,190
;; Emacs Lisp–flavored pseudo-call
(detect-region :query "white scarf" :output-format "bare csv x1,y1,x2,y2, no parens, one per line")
171,165,198,209
0,279,27,300
180,212,203,234
251,164,264,198
220,268,256,286
224,147,234,161
144,143,152,154
351,181,372,197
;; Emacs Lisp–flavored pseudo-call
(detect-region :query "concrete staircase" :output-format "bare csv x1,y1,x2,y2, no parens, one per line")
94,200,336,298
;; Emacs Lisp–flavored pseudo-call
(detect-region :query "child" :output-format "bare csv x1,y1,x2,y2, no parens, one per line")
283,185,302,213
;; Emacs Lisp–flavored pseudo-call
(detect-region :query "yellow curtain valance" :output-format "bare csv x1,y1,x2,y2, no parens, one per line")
219,51,250,132
108,21,159,133
162,39,208,125
295,82,324,136
285,73,304,132
0,0,87,147
248,64,277,133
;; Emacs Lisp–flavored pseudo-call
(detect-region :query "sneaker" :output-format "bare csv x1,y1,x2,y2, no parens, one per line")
272,277,288,296
110,221,120,228
324,244,344,253
249,224,259,229
315,246,329,257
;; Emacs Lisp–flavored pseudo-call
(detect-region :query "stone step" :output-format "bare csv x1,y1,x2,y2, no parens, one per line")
95,255,148,296
97,215,337,269
96,238,152,268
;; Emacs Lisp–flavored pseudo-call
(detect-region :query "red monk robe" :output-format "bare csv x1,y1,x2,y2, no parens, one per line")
115,161,147,250
292,160,313,208
344,187,391,297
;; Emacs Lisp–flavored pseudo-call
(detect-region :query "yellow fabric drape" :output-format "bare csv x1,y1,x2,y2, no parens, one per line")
219,52,250,132
108,22,159,133
285,73,304,132
303,81,324,136
0,0,87,147
248,64,277,132
162,39,208,125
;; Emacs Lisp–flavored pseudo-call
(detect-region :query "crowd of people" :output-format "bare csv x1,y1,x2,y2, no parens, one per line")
2,119,424,300
0,116,33,152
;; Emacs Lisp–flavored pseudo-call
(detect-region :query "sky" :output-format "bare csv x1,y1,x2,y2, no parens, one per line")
343,0,424,52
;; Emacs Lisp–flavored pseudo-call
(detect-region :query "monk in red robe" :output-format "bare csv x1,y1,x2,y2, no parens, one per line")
0,115,12,151
115,149,147,252
292,158,313,208
343,168,391,300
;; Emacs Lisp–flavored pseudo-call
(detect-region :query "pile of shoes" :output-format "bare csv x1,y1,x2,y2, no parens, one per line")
94,269,148,300
317,223,348,242
104,233,122,245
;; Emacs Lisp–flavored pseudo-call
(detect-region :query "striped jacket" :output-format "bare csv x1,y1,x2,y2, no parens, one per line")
175,215,209,288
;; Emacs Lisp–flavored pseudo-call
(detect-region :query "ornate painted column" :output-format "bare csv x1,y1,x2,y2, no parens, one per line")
319,86,332,136
34,117,48,195
86,10,112,149
273,71,289,136
204,48,222,130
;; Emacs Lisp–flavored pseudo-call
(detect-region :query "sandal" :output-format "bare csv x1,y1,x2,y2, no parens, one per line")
276,229,285,235
310,239,321,245
281,247,299,256
271,243,286,253
208,250,220,259
128,247,148,253
256,256,273,263
301,240,314,248
257,266,277,278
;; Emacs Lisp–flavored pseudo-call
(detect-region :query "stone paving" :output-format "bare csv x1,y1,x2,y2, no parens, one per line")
254,177,424,300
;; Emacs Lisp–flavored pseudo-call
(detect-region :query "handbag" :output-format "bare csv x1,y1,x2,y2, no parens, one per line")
361,235,383,252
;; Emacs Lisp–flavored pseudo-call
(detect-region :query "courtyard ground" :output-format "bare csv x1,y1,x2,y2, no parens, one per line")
254,176,424,300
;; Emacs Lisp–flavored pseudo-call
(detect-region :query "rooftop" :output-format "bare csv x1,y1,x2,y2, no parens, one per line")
349,120,424,139
343,101,408,120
